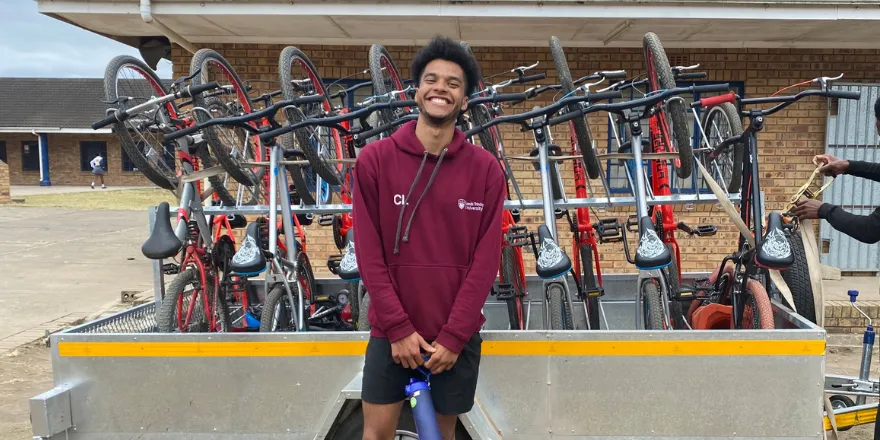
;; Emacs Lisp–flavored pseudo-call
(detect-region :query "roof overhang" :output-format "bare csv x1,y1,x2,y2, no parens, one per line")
37,0,880,49
0,128,112,134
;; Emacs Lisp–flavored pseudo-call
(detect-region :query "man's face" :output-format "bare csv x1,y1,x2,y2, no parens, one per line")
415,59,468,125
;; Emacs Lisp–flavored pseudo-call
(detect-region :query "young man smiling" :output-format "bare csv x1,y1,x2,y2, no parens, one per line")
352,36,505,439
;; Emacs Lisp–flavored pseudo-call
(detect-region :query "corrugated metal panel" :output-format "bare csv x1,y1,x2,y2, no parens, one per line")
821,83,880,272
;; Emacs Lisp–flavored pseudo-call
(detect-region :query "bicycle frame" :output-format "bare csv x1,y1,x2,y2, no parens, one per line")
647,105,683,273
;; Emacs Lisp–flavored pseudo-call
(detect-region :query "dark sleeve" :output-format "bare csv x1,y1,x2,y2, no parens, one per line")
352,149,417,342
818,203,880,244
846,160,880,184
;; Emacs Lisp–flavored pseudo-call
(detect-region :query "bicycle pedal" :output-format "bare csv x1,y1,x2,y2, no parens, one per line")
583,286,605,298
317,214,335,227
594,218,623,243
162,262,180,275
506,225,530,247
673,286,697,301
493,283,516,300
625,215,640,233
696,225,717,237
327,254,343,275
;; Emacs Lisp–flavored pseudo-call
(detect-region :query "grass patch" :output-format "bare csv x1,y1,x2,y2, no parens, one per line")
20,189,177,210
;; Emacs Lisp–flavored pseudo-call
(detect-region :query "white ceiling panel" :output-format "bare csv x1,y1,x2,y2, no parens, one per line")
153,14,234,36
331,16,459,39
59,13,155,37
204,15,344,39
459,17,589,42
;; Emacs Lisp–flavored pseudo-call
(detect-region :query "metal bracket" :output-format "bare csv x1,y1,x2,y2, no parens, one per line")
30,383,78,438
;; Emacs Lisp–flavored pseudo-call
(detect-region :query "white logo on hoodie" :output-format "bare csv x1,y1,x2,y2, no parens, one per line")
458,199,483,212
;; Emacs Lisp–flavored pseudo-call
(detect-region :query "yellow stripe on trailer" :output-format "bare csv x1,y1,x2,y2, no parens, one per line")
58,339,824,358
824,407,877,431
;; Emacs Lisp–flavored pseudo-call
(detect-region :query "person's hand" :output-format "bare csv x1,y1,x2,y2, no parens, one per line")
424,342,459,375
813,154,849,177
792,198,823,220
391,332,435,369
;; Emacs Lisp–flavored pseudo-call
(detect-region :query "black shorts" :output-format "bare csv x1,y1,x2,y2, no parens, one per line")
361,333,482,415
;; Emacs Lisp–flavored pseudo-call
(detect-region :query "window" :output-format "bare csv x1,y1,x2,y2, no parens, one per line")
0,141,6,164
80,141,107,172
121,141,176,173
21,141,39,171
602,80,746,195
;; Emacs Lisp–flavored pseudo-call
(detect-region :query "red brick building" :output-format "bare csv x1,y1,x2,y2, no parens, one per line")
32,0,880,274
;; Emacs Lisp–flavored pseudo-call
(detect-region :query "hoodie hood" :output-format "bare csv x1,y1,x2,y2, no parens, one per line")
390,120,468,158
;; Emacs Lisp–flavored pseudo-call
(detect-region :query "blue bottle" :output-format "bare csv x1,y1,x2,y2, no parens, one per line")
405,366,442,440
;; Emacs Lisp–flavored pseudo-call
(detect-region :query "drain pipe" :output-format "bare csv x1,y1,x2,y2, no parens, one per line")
140,0,199,54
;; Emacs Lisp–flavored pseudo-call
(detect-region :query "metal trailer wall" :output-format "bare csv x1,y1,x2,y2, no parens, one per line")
823,83,880,272
31,275,827,440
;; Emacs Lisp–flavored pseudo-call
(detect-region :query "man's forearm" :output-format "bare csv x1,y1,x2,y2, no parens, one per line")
846,160,880,184
819,203,880,244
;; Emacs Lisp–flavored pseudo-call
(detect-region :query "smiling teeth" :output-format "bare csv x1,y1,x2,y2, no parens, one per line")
430,98,449,104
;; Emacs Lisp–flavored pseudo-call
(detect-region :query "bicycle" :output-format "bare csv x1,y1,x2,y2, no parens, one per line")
688,74,860,330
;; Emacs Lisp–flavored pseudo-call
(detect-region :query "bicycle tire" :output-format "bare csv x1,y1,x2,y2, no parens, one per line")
347,281,360,328
369,44,407,133
701,102,744,193
190,49,262,187
358,291,371,331
781,232,817,324
743,278,775,329
547,282,573,330
157,267,207,333
501,246,525,330
103,55,177,191
195,96,259,206
663,244,686,329
297,250,316,318
643,32,693,179
549,36,600,179
470,103,499,159
259,283,297,332
641,278,666,330
279,46,345,186
579,243,601,330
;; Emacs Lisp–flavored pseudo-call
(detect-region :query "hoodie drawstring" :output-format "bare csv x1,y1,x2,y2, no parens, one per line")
393,148,448,254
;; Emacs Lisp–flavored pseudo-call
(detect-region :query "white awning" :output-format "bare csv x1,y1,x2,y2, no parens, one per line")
38,0,880,48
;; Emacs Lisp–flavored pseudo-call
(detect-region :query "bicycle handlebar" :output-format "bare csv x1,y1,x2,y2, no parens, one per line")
91,81,221,129
163,94,326,142
741,88,861,116
328,80,373,102
354,114,420,141
692,92,737,109
259,99,416,143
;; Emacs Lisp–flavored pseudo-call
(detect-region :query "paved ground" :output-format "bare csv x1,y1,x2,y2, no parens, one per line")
0,206,154,352
9,185,151,197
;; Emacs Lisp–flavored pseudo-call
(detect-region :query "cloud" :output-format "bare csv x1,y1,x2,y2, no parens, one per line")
0,0,173,78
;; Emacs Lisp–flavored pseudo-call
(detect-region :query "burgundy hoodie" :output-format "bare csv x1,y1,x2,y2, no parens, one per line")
352,120,505,354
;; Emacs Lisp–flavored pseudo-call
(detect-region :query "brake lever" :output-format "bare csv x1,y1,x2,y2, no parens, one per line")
815,73,844,90
672,63,701,73
101,96,132,105
512,61,540,75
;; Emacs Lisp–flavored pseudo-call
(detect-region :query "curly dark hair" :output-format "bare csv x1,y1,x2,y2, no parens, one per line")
410,36,482,97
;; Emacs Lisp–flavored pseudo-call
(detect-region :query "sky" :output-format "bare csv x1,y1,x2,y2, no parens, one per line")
0,0,173,78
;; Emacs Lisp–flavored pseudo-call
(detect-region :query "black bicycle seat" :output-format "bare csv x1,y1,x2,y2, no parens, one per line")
337,229,360,282
755,212,794,270
141,202,183,260
227,214,247,229
535,225,571,279
634,216,672,270
230,222,267,276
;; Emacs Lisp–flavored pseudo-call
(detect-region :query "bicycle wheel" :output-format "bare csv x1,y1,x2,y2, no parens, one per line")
347,281,360,328
579,243,601,330
157,267,208,333
501,246,525,330
279,46,345,186
369,44,408,133
549,36,600,179
780,232,817,324
297,250,316,323
260,283,298,332
357,290,371,331
190,49,263,188
547,281,573,330
741,279,775,329
641,278,668,330
643,32,693,179
103,55,177,191
663,244,686,329
700,102,744,193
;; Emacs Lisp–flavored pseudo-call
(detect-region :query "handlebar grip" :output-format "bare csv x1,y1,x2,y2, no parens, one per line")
514,73,546,84
298,94,328,105
693,83,731,94
489,93,529,104
164,124,201,142
676,72,707,80
587,90,623,102
827,90,861,100
602,70,627,80
91,110,127,130
180,81,220,99
692,92,737,109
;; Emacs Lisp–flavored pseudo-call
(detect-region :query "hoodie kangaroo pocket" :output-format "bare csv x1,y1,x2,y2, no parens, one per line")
390,264,467,339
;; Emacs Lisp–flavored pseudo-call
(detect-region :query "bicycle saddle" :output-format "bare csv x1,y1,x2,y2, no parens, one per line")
337,229,361,282
634,216,672,270
230,222,267,276
755,212,794,270
141,202,183,260
535,225,571,279
227,214,247,229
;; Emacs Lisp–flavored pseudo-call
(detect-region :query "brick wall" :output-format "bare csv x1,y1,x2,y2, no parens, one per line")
0,159,9,203
171,43,880,276
2,133,151,186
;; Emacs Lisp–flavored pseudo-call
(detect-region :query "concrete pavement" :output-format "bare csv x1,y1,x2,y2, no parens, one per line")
0,207,154,352
10,185,152,197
